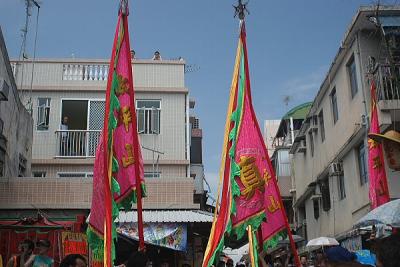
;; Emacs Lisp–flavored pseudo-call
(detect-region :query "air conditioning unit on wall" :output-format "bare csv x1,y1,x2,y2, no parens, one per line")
329,162,343,176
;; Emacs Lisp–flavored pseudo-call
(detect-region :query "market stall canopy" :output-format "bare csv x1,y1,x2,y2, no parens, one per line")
306,237,339,247
117,210,214,223
354,199,400,228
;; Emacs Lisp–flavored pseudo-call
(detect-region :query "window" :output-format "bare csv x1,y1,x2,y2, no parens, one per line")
358,143,368,185
338,174,346,200
313,199,320,220
18,154,27,177
320,178,331,211
57,172,92,178
136,100,161,134
144,171,161,179
347,56,358,98
308,131,314,157
33,171,46,178
318,110,325,142
330,88,339,124
37,98,51,131
277,150,290,176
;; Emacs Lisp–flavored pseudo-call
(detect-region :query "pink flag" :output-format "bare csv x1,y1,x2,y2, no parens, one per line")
368,80,390,209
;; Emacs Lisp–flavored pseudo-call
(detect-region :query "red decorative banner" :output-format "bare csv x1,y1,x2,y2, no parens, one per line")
368,80,390,209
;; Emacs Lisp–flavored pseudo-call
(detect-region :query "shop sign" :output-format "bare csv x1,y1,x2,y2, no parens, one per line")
61,231,88,256
118,222,187,251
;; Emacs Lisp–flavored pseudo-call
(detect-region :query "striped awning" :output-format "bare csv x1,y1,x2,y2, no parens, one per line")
117,210,214,223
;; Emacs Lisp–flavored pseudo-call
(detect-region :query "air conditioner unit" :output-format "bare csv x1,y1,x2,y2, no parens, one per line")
329,162,344,176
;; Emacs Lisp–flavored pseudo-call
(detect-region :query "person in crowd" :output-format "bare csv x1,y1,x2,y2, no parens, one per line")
325,246,356,263
6,240,34,267
375,233,400,267
152,51,162,60
300,256,309,267
24,239,53,267
226,259,234,267
60,116,69,156
59,254,87,267
130,50,135,59
115,250,148,267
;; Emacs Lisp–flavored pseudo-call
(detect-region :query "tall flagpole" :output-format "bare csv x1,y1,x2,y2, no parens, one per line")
120,0,146,251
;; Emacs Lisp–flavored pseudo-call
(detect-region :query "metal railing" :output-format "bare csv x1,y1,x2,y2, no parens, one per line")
374,63,400,100
55,130,101,157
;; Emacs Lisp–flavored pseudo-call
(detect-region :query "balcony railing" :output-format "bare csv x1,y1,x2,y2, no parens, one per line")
374,63,400,100
55,130,101,157
62,64,109,81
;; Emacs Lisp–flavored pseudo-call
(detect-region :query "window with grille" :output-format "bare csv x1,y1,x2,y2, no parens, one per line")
358,143,368,185
338,174,346,200
330,88,339,124
347,55,358,98
313,199,320,220
57,172,92,178
18,154,27,177
144,171,161,179
318,110,325,142
33,171,46,178
37,98,51,131
308,131,314,157
136,100,161,134
320,178,331,211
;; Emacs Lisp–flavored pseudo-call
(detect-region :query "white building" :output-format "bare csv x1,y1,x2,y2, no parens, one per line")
290,6,400,252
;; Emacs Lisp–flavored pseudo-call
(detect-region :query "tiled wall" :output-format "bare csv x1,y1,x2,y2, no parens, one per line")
0,178,197,209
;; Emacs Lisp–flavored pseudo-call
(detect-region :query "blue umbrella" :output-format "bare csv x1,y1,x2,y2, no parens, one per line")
354,199,400,228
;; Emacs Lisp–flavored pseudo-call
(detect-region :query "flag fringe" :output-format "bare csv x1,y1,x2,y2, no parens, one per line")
262,228,287,251
232,210,266,240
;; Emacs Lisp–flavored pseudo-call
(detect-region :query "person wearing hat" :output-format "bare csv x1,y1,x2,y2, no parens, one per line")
24,240,54,267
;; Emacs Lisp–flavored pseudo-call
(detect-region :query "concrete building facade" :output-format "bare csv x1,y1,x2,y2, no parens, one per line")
290,6,400,251
0,28,33,179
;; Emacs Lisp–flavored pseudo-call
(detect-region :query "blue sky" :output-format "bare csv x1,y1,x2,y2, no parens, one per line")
0,0,387,198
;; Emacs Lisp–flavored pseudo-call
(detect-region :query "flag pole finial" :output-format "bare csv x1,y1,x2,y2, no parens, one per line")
119,0,129,15
233,0,249,20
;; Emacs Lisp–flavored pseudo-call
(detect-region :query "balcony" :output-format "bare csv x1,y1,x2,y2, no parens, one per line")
373,63,400,130
374,63,400,101
55,130,101,158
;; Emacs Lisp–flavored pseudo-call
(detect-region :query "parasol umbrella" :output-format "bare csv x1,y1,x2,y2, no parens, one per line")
354,199,400,228
306,237,339,247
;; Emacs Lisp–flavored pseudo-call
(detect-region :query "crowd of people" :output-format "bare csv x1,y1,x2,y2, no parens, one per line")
215,233,400,267
3,233,399,267
3,239,86,267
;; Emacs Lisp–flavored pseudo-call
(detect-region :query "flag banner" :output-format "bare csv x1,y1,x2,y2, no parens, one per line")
203,21,297,267
368,80,390,209
118,223,188,251
229,28,267,238
87,3,145,265
203,20,301,267
201,24,243,267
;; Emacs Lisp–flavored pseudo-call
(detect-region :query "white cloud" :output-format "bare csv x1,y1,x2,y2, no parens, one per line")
280,65,328,100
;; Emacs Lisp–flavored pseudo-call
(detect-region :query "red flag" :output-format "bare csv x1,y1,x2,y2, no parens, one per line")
368,80,390,209
87,2,146,265
203,21,300,267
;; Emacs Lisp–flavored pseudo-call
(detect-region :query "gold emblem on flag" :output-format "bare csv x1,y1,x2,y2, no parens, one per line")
238,156,265,200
